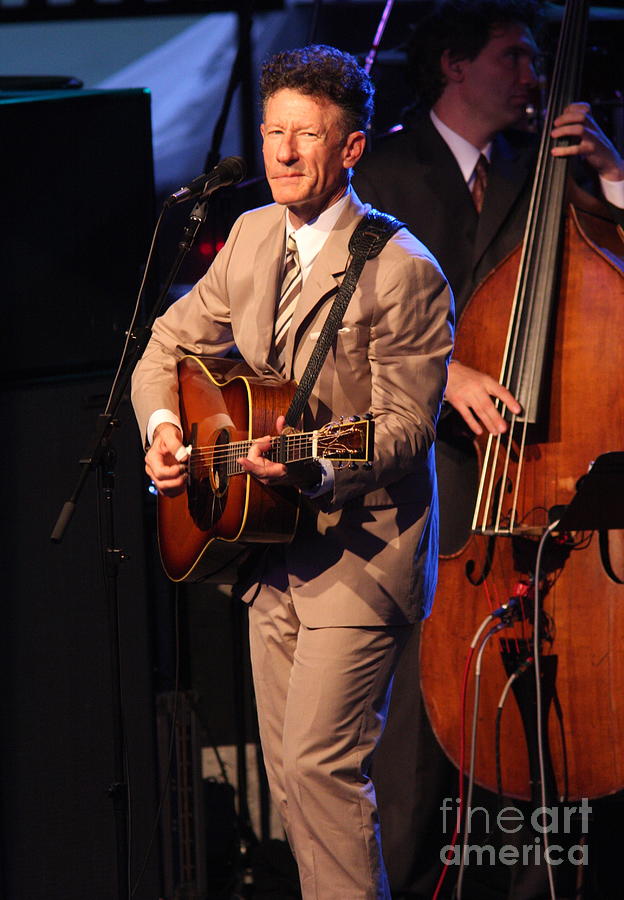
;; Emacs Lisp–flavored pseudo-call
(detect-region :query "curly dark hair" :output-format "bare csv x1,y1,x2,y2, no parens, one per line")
259,44,374,134
408,0,543,107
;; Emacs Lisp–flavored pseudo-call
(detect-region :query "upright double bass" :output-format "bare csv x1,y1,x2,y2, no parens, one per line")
420,0,624,802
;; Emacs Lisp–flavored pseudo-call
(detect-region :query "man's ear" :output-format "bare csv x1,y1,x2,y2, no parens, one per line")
440,48,468,83
342,131,367,169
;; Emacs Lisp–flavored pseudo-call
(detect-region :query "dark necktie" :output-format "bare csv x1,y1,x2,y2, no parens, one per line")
274,232,302,372
471,153,489,214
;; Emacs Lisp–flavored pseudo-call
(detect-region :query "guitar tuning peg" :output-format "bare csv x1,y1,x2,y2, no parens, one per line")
349,462,358,470
363,462,372,470
349,415,359,422
363,412,373,420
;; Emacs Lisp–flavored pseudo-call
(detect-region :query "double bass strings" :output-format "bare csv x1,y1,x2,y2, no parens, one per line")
472,0,579,537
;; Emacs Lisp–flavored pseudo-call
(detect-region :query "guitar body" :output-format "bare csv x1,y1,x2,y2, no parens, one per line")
158,355,300,583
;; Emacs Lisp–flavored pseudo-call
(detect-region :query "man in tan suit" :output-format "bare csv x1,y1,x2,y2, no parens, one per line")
132,45,453,899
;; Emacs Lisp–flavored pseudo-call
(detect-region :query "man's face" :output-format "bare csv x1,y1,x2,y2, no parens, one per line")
455,23,539,132
261,88,364,227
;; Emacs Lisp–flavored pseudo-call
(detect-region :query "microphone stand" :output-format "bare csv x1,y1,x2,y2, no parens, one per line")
50,197,211,900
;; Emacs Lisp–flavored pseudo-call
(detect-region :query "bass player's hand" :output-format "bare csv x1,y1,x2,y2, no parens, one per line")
551,102,624,182
445,360,521,436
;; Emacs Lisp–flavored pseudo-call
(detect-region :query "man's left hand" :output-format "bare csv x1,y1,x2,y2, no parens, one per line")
238,414,288,485
551,102,624,181
237,415,320,489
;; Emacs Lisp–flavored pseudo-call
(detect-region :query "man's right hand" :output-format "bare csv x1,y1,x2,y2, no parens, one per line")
145,422,189,497
445,360,522,436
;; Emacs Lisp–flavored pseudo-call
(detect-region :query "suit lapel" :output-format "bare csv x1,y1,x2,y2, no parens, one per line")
420,118,477,217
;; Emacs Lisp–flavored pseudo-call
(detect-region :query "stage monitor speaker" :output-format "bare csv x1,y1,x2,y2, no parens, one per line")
0,87,155,380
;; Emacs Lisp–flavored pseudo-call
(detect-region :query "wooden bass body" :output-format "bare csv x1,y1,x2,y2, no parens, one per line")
421,205,624,801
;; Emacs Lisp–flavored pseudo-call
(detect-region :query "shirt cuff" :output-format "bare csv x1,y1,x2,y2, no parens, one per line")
146,409,182,447
300,458,335,498
599,175,624,209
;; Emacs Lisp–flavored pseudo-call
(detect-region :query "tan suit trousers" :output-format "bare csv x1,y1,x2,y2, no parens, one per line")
248,564,412,900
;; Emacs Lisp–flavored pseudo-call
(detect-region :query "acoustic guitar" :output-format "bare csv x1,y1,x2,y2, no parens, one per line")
157,355,375,582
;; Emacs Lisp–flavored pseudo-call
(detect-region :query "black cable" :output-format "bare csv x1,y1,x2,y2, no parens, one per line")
494,658,534,804
205,0,256,174
456,619,508,899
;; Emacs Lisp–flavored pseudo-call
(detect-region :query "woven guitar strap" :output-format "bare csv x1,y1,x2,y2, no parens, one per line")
283,209,405,434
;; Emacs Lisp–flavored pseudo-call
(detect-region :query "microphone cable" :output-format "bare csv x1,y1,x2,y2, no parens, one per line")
104,204,167,419
456,607,518,900
531,519,561,900
432,599,519,900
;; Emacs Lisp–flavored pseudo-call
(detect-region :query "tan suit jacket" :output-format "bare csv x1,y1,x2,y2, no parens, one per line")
132,190,454,627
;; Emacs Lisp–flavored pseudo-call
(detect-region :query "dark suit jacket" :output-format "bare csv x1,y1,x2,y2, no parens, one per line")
353,112,537,316
354,112,624,317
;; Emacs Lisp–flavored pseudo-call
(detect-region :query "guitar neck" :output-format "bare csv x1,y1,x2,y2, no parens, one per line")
189,417,373,478
242,432,319,470
191,431,325,479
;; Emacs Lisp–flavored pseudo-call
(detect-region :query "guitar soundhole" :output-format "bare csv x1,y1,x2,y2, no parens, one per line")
187,428,230,530
210,430,230,499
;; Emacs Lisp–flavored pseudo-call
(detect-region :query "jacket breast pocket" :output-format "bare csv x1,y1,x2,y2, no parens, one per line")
308,324,370,359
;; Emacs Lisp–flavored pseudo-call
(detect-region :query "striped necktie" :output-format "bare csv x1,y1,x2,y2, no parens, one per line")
274,231,302,372
471,153,489,213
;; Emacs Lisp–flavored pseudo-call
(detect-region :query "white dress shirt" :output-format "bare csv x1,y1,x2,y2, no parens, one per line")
429,108,624,207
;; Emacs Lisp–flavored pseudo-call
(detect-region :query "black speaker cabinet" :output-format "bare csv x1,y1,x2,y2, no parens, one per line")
0,85,159,898
0,87,155,380
0,378,160,898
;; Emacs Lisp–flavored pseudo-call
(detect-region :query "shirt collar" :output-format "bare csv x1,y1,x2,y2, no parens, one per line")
430,109,492,184
284,188,351,276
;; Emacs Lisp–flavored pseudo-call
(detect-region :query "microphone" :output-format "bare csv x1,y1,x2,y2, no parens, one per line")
164,156,246,207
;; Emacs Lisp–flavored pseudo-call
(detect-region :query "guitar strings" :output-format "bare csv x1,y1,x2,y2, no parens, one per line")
188,430,363,473
187,430,363,462
190,436,315,462
475,35,569,539
189,442,352,466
